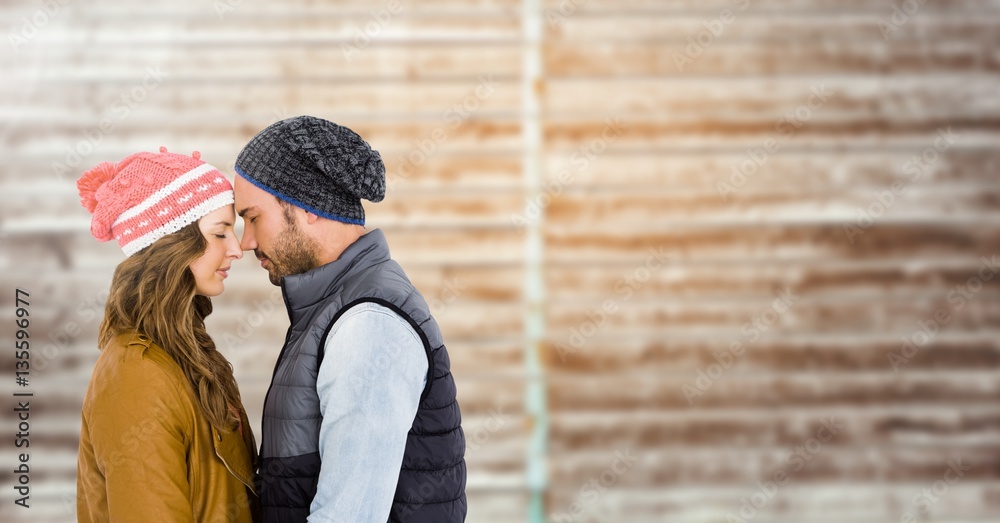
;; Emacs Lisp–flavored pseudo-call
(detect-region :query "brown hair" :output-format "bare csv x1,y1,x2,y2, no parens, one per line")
98,221,242,432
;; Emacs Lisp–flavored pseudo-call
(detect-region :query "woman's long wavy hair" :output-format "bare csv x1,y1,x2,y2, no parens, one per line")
98,220,241,432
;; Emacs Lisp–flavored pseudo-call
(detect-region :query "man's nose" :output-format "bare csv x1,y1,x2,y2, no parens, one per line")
240,228,257,251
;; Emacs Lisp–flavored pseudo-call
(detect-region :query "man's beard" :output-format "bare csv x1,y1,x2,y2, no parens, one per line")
258,219,321,286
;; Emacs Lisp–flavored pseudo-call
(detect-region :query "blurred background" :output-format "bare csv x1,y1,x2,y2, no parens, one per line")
2,0,1000,521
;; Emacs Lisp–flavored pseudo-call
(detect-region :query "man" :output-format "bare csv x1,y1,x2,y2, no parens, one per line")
233,115,467,522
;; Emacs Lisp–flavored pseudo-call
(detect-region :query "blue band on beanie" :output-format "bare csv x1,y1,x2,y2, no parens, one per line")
234,166,365,226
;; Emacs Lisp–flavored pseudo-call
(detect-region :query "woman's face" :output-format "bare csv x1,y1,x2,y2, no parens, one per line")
189,205,243,296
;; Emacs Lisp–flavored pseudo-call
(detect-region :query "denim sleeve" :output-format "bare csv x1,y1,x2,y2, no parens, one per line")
307,302,428,523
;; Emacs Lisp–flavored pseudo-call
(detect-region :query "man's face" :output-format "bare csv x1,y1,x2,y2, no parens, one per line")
234,175,320,286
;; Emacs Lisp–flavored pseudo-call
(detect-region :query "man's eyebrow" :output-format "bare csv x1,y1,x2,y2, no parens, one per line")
237,206,258,218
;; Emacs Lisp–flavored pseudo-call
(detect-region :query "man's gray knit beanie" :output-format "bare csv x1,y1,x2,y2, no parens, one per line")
234,115,385,225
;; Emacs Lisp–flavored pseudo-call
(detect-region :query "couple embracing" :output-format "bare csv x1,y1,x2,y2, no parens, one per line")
74,116,466,523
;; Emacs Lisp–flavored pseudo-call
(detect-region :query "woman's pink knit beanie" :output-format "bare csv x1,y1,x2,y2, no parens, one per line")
77,147,234,256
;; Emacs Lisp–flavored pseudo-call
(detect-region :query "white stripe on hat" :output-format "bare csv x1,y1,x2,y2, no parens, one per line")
113,163,217,227
121,191,234,257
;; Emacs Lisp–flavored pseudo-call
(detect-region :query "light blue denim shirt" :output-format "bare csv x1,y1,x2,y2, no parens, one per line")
307,302,428,522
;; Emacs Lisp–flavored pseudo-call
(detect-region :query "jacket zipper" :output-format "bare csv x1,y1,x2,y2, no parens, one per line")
214,443,257,495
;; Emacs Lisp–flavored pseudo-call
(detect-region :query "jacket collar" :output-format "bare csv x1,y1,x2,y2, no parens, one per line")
280,228,390,323
112,330,152,352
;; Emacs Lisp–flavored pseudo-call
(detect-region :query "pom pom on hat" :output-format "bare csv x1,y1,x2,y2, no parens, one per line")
77,161,118,215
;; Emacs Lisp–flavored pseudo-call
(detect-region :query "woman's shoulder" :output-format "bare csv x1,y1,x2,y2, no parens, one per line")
83,331,199,438
88,331,194,405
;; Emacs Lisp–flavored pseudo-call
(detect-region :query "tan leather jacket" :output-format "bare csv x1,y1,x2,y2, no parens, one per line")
77,331,260,522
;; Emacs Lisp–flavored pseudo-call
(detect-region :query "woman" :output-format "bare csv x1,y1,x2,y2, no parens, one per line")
75,147,260,522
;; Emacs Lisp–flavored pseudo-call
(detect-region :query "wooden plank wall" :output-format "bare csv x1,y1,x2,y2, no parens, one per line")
1,0,999,521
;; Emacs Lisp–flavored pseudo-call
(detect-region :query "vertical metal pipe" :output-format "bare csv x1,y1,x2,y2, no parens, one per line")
521,0,547,521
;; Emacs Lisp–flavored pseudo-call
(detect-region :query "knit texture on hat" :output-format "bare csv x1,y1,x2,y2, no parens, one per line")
77,147,234,257
234,115,385,225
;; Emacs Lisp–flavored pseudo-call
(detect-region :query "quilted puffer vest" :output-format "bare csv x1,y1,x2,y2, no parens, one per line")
258,229,466,522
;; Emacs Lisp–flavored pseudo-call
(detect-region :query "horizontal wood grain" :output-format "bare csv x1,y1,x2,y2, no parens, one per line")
2,2,998,521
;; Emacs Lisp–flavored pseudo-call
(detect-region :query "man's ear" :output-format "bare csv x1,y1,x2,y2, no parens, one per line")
304,211,321,224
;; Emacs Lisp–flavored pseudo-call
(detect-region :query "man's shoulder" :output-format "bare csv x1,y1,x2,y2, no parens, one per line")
331,301,421,343
349,259,416,296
